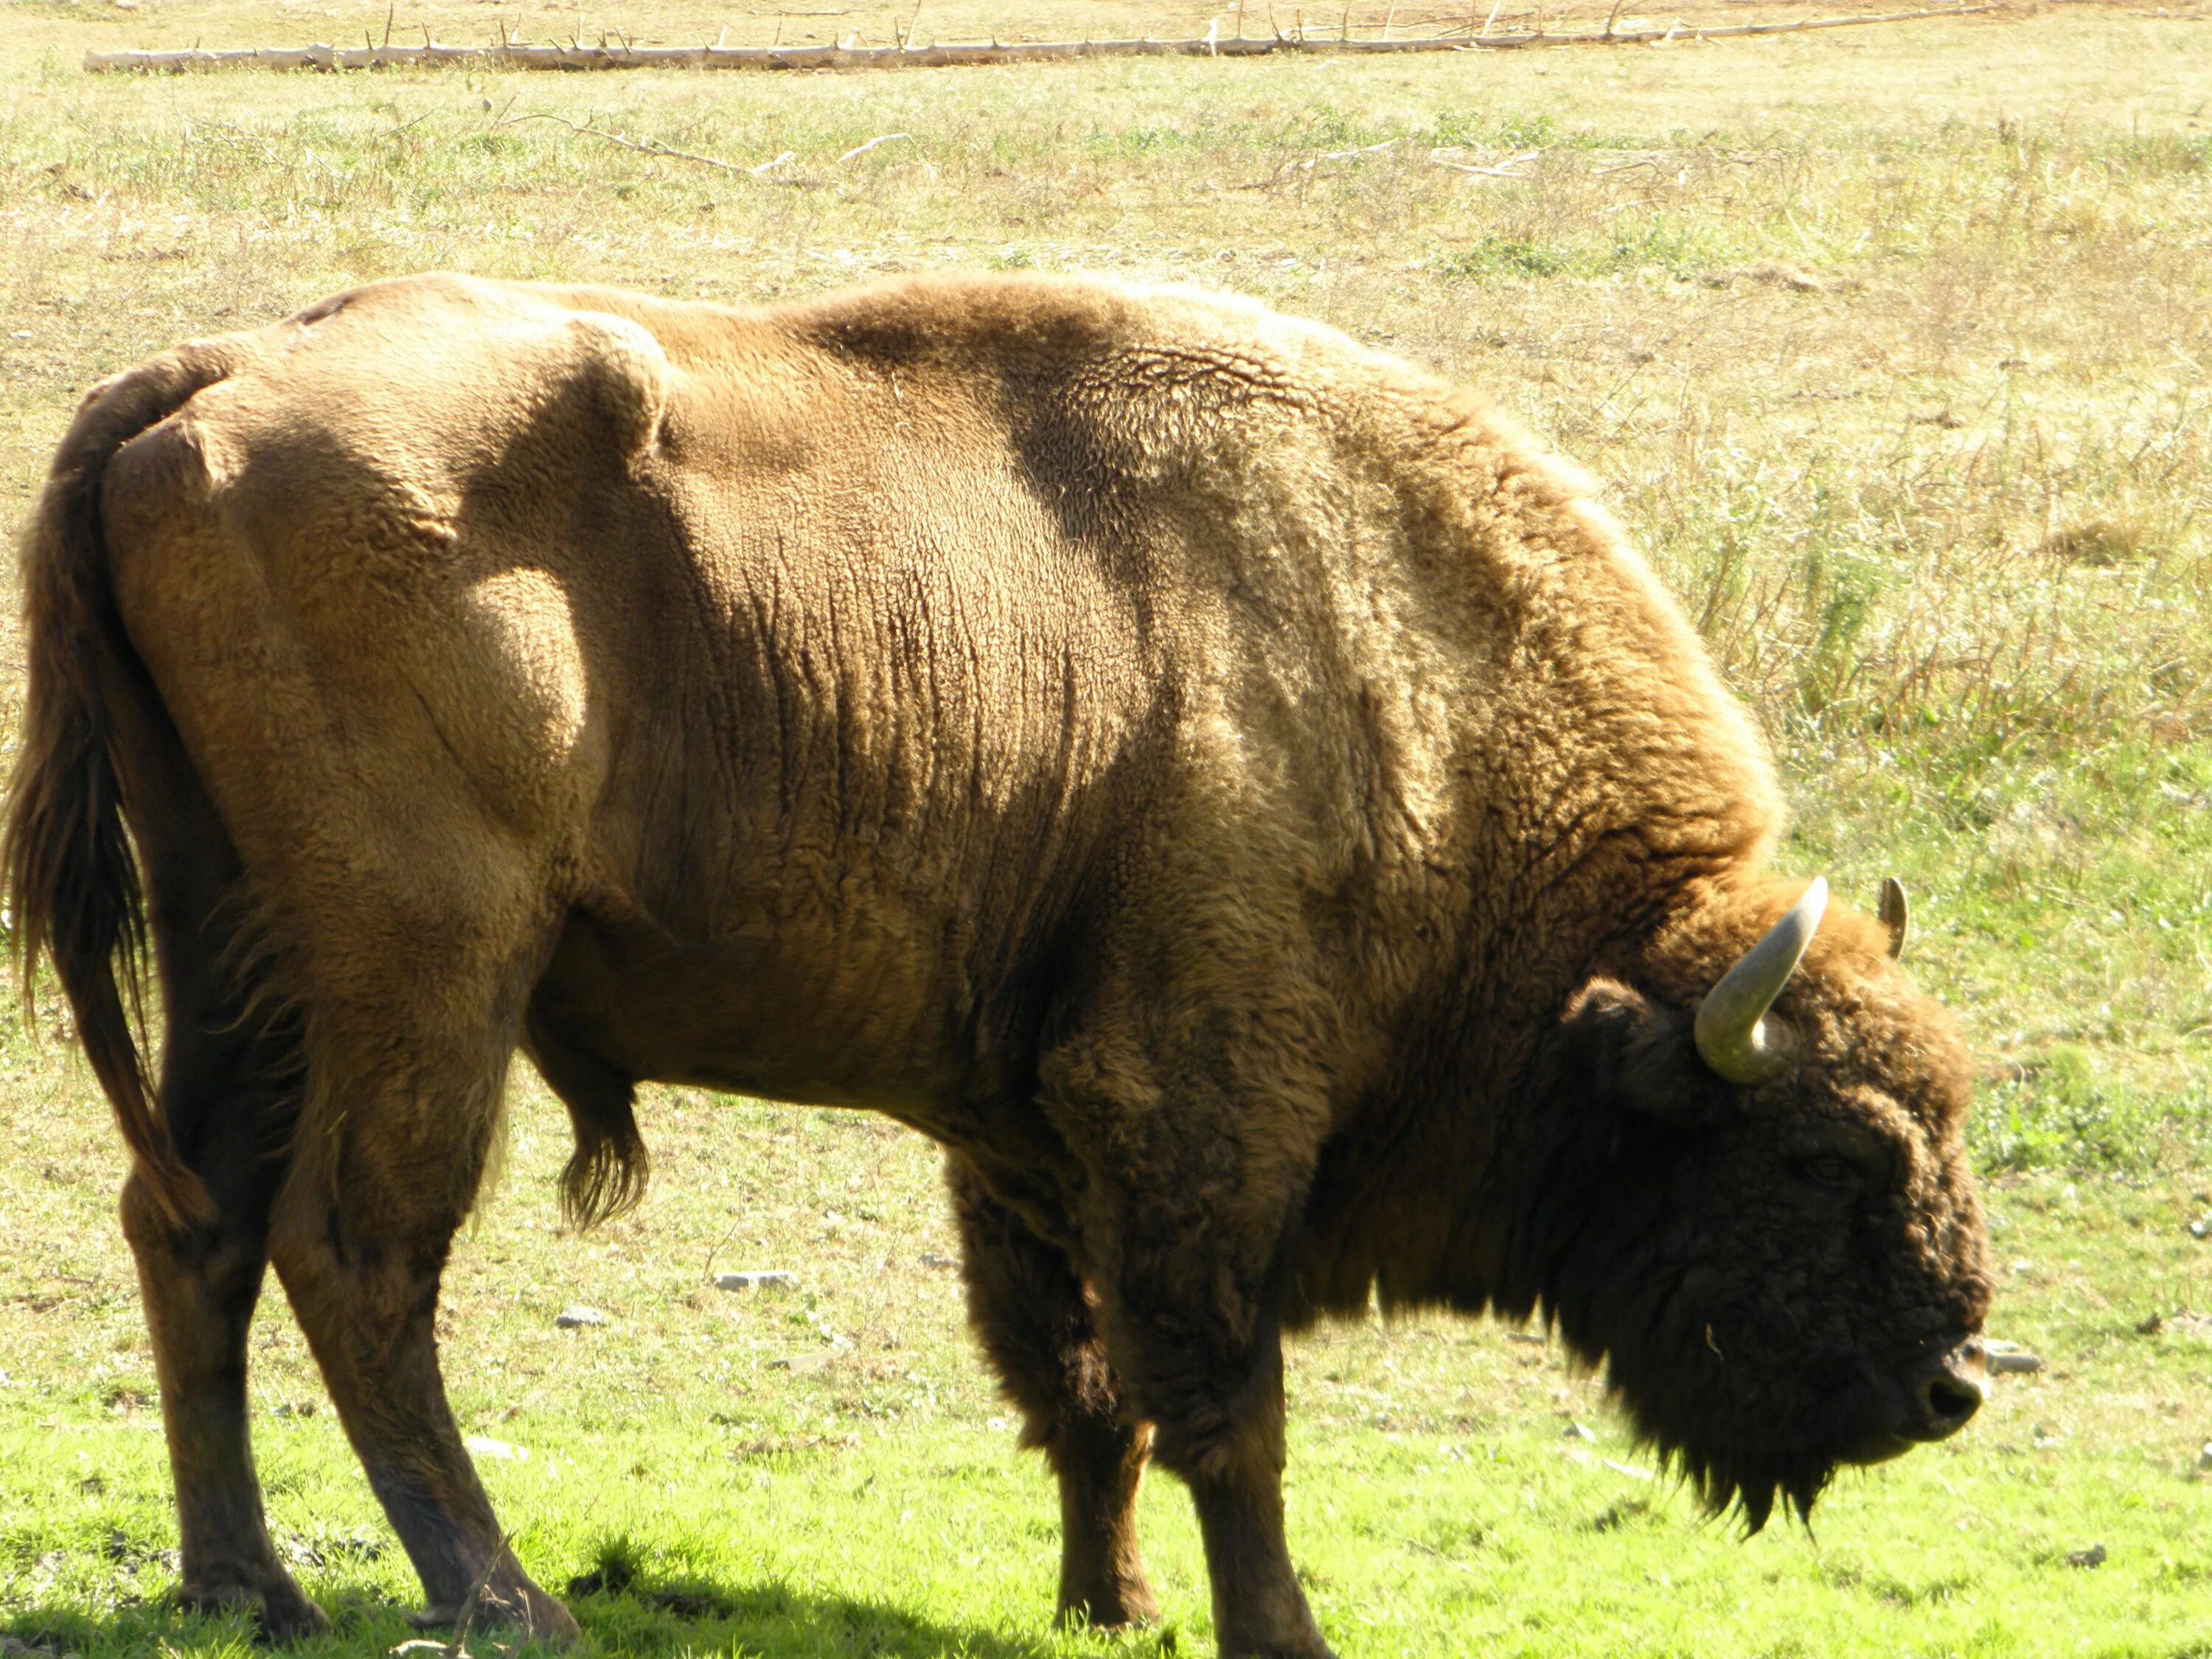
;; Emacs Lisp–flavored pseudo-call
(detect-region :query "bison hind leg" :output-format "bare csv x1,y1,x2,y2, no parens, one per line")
525,1009,648,1232
116,765,329,1639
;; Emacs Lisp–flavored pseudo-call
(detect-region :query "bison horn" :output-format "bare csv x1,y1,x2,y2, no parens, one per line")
1694,877,1827,1085
1878,876,1909,960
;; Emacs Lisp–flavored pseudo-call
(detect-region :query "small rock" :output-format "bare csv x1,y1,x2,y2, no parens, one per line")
2064,1543,2106,1569
716,1270,797,1292
919,1253,958,1270
464,1434,526,1461
1505,1330,1547,1345
280,1536,326,1569
2188,1216,2211,1240
1602,1459,1653,1481
769,1352,832,1374
2197,1442,2212,1472
555,1306,607,1329
1562,1422,1596,1443
1984,1339,2044,1375
2135,1312,2163,1336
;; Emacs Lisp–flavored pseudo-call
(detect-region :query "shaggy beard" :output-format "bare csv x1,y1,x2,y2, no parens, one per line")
1647,1432,1836,1534
1590,1326,1854,1533
1601,1361,1842,1533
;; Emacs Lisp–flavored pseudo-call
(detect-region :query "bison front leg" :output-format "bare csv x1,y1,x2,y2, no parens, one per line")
1172,1332,1330,1659
947,1158,1159,1631
267,1014,577,1646
1050,1121,1335,1655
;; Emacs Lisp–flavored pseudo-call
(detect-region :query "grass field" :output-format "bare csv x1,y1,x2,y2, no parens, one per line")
4,1,2212,1654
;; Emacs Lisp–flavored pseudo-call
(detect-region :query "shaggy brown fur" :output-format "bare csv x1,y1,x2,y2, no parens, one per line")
5,272,1989,1656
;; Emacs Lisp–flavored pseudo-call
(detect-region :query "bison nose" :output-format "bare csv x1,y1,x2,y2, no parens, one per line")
1905,1341,1987,1441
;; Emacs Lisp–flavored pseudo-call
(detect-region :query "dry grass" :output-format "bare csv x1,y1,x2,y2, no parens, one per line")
8,0,2208,1116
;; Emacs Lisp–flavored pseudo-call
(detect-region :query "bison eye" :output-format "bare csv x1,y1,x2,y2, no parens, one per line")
1795,1153,1862,1191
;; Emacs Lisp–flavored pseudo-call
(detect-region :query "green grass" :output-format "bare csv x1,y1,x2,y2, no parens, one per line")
4,0,2212,1653
6,1074,2212,1658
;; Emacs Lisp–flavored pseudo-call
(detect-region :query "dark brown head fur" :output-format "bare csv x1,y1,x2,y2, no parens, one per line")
1493,878,1989,1528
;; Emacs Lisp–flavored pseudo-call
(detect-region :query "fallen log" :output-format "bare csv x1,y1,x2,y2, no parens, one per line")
82,7,2002,73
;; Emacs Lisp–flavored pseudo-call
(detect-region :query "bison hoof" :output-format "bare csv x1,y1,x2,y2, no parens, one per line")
408,1584,582,1648
1057,1585,1162,1632
1214,1609,1337,1659
175,1577,331,1644
1220,1638,1337,1659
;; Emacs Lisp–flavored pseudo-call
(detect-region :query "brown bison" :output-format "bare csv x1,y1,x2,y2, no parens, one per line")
6,272,1989,1657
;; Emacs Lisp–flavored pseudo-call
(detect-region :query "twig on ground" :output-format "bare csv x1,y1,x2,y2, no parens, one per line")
1433,147,1543,175
703,1215,745,1283
448,1530,517,1655
836,132,911,164
498,111,749,173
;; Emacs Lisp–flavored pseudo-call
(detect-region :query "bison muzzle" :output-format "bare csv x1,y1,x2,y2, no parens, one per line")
5,272,1991,1656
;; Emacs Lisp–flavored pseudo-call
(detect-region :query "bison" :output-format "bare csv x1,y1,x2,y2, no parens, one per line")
6,272,1990,1657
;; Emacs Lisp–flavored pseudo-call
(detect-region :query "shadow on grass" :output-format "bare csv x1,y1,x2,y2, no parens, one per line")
1,1566,1173,1659
557,1553,1093,1658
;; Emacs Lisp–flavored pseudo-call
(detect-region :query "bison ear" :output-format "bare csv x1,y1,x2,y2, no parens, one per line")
1559,977,1721,1132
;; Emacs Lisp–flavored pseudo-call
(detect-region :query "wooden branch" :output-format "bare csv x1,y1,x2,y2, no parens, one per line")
835,131,912,163
1433,147,1543,175
82,7,2002,74
495,111,750,171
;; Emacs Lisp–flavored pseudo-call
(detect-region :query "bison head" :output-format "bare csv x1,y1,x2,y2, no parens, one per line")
1532,877,1991,1531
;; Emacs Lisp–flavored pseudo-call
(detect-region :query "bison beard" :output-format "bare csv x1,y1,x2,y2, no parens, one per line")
5,271,1989,1656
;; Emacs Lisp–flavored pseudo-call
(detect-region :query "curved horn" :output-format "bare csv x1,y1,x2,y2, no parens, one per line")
1877,876,1909,960
1694,878,1828,1085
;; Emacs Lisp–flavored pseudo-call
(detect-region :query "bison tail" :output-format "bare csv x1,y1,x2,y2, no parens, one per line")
4,347,237,1234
